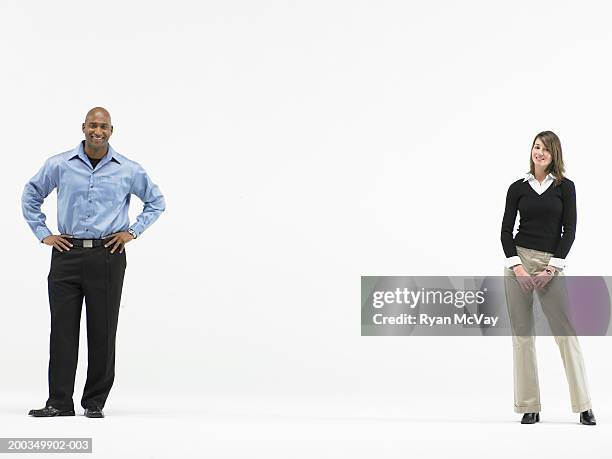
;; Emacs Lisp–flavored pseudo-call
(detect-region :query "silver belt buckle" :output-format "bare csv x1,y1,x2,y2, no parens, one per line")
83,239,93,248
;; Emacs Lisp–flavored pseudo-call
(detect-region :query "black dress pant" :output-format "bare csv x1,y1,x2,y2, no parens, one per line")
46,245,126,411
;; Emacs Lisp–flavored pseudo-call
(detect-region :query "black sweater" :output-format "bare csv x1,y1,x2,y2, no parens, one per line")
501,177,576,259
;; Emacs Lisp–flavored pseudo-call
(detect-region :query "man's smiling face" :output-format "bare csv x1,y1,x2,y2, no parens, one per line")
82,109,113,150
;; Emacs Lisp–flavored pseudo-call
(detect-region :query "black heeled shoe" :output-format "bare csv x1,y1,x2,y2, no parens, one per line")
521,412,540,424
580,409,596,425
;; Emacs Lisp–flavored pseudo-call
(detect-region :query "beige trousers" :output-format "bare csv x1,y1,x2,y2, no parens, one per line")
504,246,592,413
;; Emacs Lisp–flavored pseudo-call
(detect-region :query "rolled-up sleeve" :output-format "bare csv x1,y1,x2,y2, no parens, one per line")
21,159,57,241
128,164,165,237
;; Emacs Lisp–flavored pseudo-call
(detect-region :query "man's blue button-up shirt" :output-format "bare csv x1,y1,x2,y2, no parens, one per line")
22,141,166,241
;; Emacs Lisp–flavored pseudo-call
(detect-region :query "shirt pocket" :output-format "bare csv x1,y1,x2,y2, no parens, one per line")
98,176,130,204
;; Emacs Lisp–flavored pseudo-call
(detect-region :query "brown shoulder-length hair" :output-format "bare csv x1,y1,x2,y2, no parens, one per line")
529,130,565,186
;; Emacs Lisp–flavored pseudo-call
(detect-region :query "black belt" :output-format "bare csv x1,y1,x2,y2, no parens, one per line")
69,238,110,248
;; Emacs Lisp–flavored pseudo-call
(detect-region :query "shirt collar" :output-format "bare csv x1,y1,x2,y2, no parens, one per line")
68,141,121,165
523,172,556,182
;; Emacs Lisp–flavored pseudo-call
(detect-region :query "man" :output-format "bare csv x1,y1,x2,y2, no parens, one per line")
21,107,165,418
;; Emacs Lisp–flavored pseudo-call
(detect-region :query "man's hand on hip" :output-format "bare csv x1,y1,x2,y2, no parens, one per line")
43,235,73,252
104,231,135,254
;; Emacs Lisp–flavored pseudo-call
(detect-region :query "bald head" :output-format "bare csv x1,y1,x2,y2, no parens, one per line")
82,107,113,153
85,106,112,124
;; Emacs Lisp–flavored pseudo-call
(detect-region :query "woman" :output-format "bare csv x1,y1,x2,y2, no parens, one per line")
500,131,596,425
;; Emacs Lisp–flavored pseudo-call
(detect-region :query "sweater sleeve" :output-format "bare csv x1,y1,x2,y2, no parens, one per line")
501,182,519,259
552,179,577,259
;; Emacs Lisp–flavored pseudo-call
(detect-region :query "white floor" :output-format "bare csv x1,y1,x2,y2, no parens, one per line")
1,395,609,458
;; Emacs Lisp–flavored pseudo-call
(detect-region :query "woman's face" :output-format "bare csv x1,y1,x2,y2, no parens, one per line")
532,138,552,169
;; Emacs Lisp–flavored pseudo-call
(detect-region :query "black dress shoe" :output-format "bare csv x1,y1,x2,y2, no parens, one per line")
84,408,104,418
521,412,540,424
28,406,75,417
580,409,596,425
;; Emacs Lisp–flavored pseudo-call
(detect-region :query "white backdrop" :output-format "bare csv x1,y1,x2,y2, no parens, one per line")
1,1,612,457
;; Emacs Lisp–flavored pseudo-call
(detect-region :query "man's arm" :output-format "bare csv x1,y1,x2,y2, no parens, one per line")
21,158,58,242
128,164,166,237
